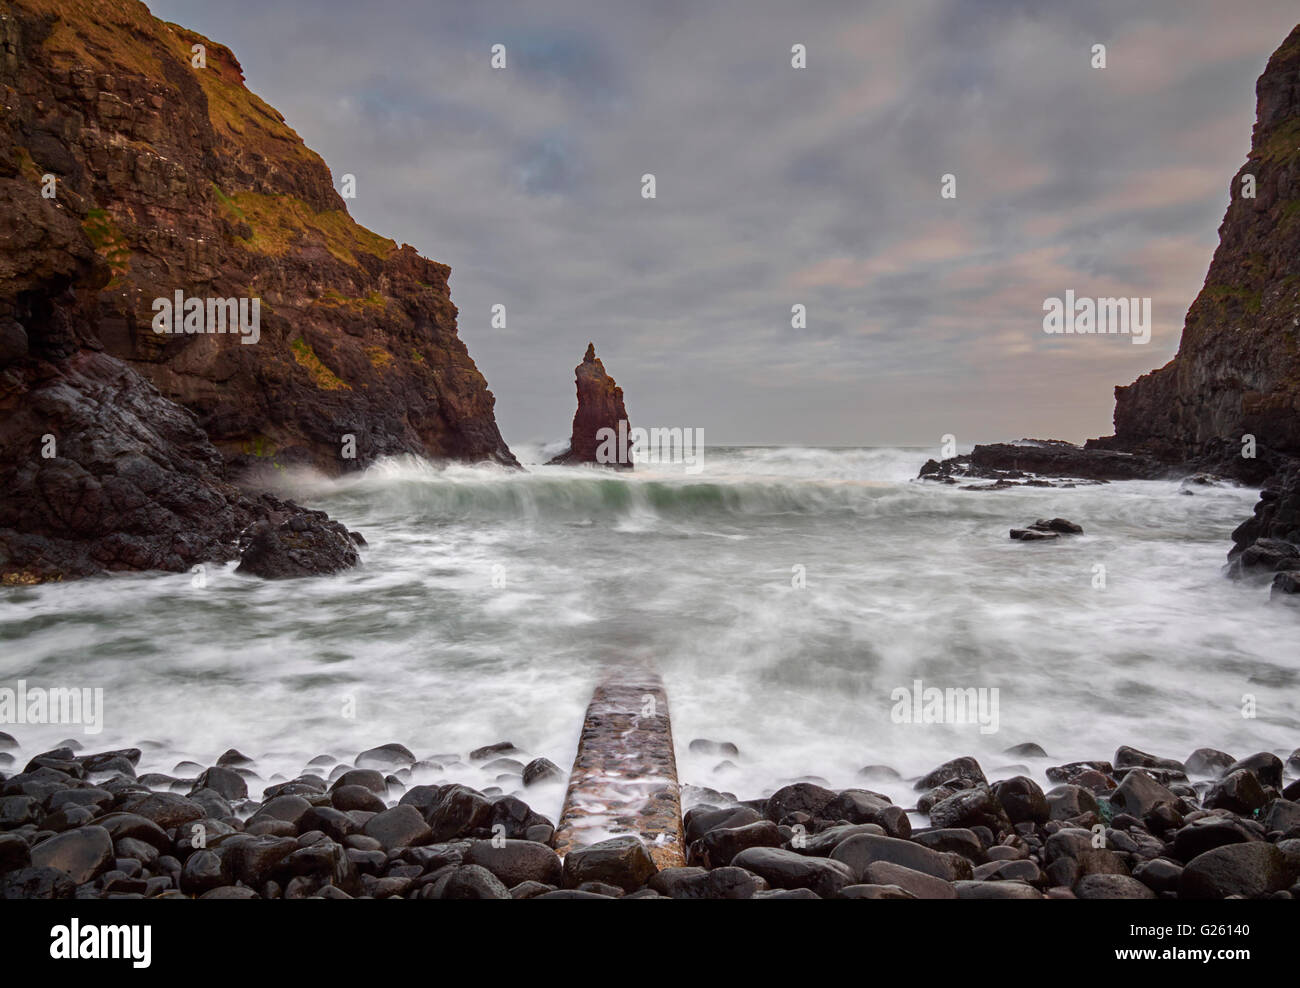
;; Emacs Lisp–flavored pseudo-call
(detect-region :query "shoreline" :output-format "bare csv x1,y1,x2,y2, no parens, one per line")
3,732,1296,899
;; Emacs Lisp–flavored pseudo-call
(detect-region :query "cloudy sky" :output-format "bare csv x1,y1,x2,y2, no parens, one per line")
151,0,1298,449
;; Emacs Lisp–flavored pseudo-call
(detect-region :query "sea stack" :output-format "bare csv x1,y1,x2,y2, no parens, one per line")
548,343,632,468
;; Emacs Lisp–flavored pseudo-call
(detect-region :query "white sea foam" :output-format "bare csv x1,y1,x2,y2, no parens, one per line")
1,446,1294,819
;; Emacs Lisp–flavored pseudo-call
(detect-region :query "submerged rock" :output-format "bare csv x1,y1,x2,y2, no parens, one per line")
1010,528,1058,541
236,512,361,579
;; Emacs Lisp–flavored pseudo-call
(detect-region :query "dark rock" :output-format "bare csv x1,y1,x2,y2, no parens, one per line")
1171,818,1258,861
440,864,510,899
533,888,615,899
426,785,493,842
915,756,986,791
30,826,113,885
992,776,1049,825
92,813,171,853
521,758,564,787
685,805,762,843
327,768,387,794
764,782,837,822
910,828,988,864
829,834,973,882
235,511,360,579
856,765,902,782
0,795,40,828
861,861,957,899
1223,752,1284,789
469,742,519,761
1272,571,1300,599
225,835,297,886
1262,799,1300,835
730,847,855,898
1011,528,1058,541
1180,842,1300,899
562,836,656,893
116,792,205,829
1044,829,1130,877
509,880,556,899
113,837,158,869
0,866,75,899
1074,874,1157,899
200,885,259,899
361,805,433,851
1204,769,1269,815
0,833,32,872
1115,745,1185,773
929,787,1013,835
973,859,1044,884
190,766,247,801
688,739,740,758
697,820,783,867
293,808,354,843
1003,742,1049,758
331,785,386,814
247,794,312,829
1133,857,1183,894
180,850,230,895
576,880,625,897
1234,538,1300,575
1029,517,1084,534
1110,770,1179,818
43,804,96,832
649,865,761,899
752,887,822,899
1185,748,1236,777
462,839,562,887
355,743,415,770
79,748,142,773
280,840,361,896
1046,761,1113,783
187,789,233,821
838,883,918,899
953,879,1044,899
793,823,886,857
488,795,553,842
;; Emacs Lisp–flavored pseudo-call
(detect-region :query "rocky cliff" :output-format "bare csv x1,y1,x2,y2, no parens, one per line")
1,0,515,474
548,343,632,467
1099,25,1300,468
0,0,515,582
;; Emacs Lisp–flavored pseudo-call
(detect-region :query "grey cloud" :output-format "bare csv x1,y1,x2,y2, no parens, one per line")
149,0,1298,447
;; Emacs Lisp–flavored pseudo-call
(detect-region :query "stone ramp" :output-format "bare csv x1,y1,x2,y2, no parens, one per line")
553,670,685,869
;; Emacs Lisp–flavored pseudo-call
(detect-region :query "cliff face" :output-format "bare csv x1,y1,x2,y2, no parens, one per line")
1105,25,1300,464
0,0,514,581
548,343,632,467
1,0,516,474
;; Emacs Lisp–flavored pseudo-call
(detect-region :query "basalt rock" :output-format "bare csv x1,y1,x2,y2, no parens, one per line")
1229,463,1300,576
547,344,631,468
235,512,360,579
1096,26,1300,470
920,439,1167,485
